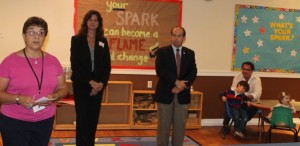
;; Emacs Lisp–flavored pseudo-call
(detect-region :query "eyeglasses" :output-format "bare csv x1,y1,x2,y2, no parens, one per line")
242,68,252,71
26,30,45,37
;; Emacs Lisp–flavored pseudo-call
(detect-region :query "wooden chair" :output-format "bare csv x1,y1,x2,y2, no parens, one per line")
266,106,299,143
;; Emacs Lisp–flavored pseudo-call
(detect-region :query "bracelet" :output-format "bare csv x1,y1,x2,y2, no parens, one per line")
15,95,20,105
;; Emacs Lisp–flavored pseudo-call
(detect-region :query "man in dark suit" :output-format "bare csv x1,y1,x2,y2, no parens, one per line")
154,26,197,146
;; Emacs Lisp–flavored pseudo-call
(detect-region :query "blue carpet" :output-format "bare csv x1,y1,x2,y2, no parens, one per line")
49,136,201,146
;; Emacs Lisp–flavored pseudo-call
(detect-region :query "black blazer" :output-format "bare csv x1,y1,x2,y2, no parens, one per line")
154,45,197,104
70,35,111,87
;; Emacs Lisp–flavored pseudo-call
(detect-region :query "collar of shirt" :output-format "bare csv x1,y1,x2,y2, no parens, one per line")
238,73,257,83
234,91,241,97
172,45,182,56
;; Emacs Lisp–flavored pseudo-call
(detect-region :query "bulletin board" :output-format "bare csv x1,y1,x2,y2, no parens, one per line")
75,0,182,69
232,5,300,73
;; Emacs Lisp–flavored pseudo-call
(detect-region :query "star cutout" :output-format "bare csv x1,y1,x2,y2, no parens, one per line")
296,16,300,23
259,27,265,34
241,15,248,23
291,35,295,40
275,46,283,53
279,13,285,20
291,49,297,57
252,16,259,23
244,29,251,37
243,47,249,54
252,54,260,63
257,39,263,47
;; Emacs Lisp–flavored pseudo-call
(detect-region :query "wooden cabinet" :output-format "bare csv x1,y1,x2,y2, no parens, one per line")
131,90,203,129
188,91,203,129
55,81,203,130
132,90,157,129
54,81,133,130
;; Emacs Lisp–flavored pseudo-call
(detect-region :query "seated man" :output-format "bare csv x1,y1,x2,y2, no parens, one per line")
231,62,262,133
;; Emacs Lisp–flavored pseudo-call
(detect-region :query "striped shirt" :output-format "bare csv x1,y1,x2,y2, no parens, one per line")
220,89,249,109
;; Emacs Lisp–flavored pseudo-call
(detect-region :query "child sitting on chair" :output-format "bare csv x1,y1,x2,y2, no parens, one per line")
263,91,296,125
220,80,251,138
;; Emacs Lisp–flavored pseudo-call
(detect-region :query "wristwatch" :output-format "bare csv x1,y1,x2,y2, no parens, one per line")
15,95,20,105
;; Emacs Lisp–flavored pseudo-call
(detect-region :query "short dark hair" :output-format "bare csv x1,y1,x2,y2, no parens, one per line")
22,16,48,36
171,26,186,37
242,61,255,70
78,10,104,39
237,81,249,92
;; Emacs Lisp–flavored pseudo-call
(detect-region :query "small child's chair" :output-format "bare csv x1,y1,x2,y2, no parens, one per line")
267,106,300,143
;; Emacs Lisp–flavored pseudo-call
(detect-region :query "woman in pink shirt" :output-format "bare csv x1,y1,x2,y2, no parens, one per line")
0,16,68,146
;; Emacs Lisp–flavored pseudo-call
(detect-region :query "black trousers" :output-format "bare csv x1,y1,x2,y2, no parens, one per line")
0,114,54,146
73,83,103,146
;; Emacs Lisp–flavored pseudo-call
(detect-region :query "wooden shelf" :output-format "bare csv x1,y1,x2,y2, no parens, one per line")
131,90,203,129
54,81,133,130
54,124,132,130
54,81,203,130
133,109,157,111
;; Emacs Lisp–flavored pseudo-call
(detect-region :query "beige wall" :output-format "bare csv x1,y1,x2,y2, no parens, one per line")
1,0,300,120
1,0,300,77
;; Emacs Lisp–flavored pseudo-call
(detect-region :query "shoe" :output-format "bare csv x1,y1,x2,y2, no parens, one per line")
262,116,271,123
242,130,248,138
234,130,244,138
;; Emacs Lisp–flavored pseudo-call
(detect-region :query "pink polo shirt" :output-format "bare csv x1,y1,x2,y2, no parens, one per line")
0,52,63,122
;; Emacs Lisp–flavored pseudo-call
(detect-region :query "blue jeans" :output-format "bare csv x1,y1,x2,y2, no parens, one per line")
230,108,248,132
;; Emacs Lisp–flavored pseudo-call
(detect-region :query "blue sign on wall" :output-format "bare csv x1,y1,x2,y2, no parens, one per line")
232,5,300,73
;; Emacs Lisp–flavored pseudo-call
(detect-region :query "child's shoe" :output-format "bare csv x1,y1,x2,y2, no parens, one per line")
234,130,244,138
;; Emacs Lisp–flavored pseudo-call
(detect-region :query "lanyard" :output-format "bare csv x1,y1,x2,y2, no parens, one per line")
23,49,44,96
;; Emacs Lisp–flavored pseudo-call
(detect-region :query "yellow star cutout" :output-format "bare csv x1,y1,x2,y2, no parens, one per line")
243,47,249,54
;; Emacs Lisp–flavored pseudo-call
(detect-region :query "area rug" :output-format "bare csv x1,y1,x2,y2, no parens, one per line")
49,136,201,146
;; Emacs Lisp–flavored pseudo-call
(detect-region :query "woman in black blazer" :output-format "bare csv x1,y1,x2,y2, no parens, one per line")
70,10,111,146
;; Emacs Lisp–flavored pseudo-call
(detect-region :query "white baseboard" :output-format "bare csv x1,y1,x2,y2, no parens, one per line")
201,118,300,126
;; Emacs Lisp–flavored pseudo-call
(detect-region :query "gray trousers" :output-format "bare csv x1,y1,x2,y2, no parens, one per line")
156,95,189,146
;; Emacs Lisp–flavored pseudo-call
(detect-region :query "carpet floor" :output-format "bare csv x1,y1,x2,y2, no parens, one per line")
49,136,201,146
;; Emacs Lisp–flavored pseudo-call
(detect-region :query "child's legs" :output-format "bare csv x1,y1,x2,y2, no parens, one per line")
230,108,240,130
237,109,248,132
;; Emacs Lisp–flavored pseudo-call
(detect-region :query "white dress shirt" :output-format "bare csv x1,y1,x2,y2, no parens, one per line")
231,73,262,101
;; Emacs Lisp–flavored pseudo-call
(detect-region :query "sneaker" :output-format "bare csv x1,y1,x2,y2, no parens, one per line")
234,130,244,138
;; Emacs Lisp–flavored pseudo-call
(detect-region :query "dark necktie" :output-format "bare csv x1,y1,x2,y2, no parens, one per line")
176,49,181,77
